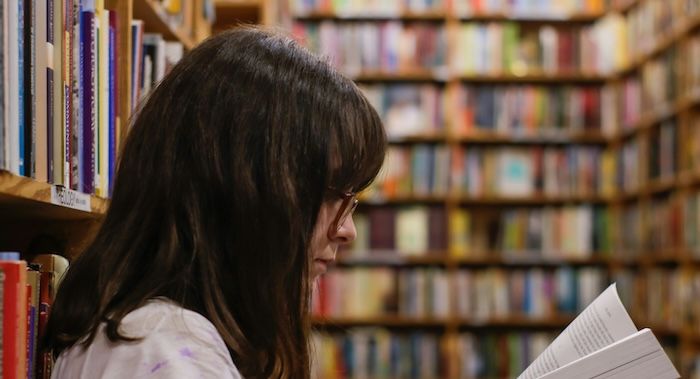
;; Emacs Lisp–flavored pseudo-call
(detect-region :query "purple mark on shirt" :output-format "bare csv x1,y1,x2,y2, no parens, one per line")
179,347,195,358
151,360,168,373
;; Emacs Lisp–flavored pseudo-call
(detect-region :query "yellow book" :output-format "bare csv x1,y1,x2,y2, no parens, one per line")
449,209,470,258
96,4,110,197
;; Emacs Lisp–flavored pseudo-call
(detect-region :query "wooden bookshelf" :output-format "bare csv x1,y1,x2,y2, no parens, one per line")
452,12,604,23
352,70,449,82
294,10,447,21
456,316,574,328
336,253,450,266
616,13,700,76
388,134,449,144
611,0,641,13
312,316,449,328
457,194,609,205
132,0,197,49
294,1,700,375
457,72,608,83
0,171,107,220
454,132,608,145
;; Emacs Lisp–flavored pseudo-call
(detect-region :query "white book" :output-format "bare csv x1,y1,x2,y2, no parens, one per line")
517,283,680,379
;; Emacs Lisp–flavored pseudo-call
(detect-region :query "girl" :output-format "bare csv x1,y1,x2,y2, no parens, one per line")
45,27,387,379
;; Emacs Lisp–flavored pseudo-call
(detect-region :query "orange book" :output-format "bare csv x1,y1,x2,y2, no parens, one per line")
0,260,28,379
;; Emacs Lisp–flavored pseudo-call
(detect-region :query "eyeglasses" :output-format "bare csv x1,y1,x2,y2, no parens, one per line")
327,188,359,234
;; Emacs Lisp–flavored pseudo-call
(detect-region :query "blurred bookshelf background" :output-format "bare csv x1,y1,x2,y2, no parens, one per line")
3,0,700,378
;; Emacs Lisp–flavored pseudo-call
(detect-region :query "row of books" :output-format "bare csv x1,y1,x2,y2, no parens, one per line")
648,121,678,182
1,0,120,196
357,81,685,141
130,26,184,114
624,0,699,61
359,83,618,139
347,198,700,259
292,21,448,76
351,206,447,254
291,1,700,77
611,48,678,132
639,48,678,119
153,0,196,38
311,328,688,379
455,331,554,379
457,206,608,258
312,267,450,318
0,0,184,197
293,0,605,17
368,145,608,199
616,137,640,192
358,84,446,139
347,205,608,258
369,145,450,199
690,33,700,94
453,84,611,137
357,81,683,145
292,20,628,76
0,253,68,379
449,146,605,197
312,265,700,330
452,266,615,318
312,266,616,319
311,330,444,379
686,116,700,172
452,22,609,75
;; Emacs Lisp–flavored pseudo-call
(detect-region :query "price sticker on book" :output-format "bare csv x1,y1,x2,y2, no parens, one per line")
51,186,91,212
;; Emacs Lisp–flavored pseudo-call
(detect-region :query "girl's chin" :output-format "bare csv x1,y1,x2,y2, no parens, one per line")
312,259,329,277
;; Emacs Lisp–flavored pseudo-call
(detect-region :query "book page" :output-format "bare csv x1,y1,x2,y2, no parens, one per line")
517,283,638,379
536,329,679,379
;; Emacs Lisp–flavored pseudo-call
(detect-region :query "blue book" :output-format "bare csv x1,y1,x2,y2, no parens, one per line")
18,0,25,175
80,0,95,194
108,11,116,196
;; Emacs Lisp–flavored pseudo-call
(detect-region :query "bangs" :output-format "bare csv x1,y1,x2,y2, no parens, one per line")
328,83,387,193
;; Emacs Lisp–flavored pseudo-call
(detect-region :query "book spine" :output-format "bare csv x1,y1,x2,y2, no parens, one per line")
80,4,94,194
18,0,25,176
24,0,35,179
108,10,116,196
70,0,79,190
0,0,5,170
46,0,54,183
0,261,28,379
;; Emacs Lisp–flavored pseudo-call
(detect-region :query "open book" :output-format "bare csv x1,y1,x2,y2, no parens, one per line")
518,283,680,379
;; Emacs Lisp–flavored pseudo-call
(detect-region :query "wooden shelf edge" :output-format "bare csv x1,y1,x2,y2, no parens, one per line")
292,10,603,22
311,316,575,328
616,13,700,76
294,10,447,21
133,0,196,49
215,0,262,8
0,170,107,219
454,132,608,144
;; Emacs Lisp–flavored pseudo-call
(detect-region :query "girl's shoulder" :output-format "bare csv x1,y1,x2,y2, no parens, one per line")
51,299,243,379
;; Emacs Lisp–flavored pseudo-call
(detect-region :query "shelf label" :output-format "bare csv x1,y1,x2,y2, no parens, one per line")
51,186,91,212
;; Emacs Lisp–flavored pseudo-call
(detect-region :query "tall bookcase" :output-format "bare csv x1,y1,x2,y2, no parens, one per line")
0,0,215,258
290,0,700,378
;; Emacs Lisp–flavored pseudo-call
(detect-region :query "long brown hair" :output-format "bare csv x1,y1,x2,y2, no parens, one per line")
44,27,386,378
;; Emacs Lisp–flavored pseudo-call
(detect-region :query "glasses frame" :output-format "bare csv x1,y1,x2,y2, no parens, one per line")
327,187,358,235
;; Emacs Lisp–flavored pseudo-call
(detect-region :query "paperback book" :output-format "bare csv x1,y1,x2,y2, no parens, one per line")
518,283,679,379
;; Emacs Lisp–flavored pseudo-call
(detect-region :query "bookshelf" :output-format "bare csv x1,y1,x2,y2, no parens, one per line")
290,0,700,377
0,0,214,238
0,1,216,375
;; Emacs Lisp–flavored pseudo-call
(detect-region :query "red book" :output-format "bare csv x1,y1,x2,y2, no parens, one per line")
0,260,28,379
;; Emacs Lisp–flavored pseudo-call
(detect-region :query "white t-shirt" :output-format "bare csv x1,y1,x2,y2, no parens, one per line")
52,299,243,379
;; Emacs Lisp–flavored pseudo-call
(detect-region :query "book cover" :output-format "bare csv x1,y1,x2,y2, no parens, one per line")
80,0,95,194
0,260,28,379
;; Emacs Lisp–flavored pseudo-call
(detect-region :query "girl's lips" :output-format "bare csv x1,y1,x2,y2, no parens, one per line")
313,258,333,275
